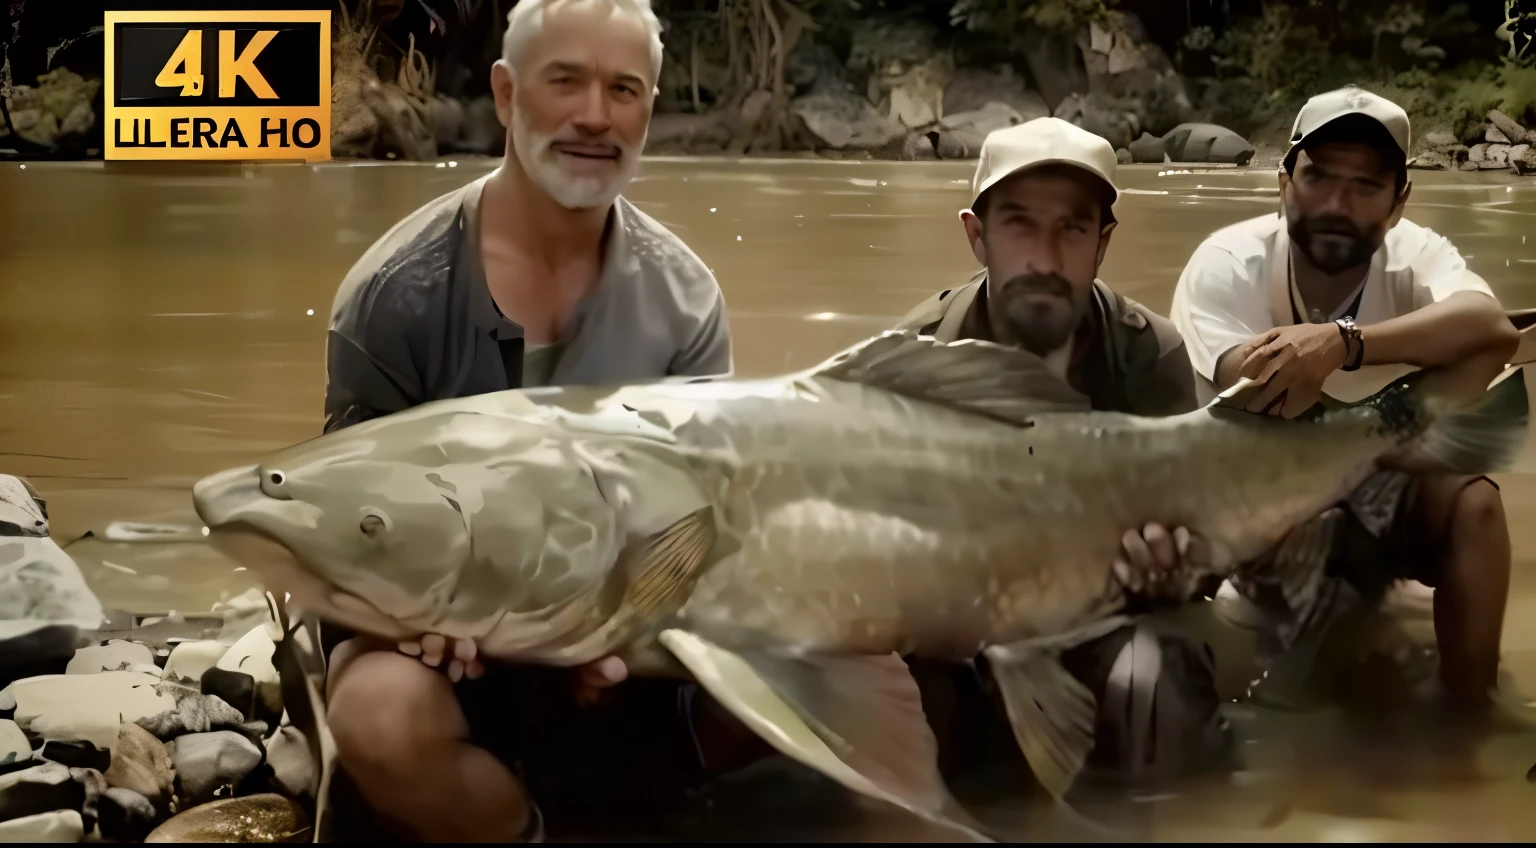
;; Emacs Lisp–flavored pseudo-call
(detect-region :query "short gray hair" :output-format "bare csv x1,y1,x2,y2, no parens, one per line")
502,0,665,86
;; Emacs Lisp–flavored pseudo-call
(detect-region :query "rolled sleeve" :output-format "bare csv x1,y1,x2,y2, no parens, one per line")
668,288,734,379
1169,244,1273,382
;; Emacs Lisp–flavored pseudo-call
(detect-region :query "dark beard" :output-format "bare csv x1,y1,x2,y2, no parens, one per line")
1289,214,1381,275
992,272,1087,357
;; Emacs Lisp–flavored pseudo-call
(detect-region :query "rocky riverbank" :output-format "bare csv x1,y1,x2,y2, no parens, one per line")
1,475,319,844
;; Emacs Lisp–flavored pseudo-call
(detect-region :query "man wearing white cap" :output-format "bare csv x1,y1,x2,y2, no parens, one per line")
897,117,1236,790
1169,85,1521,710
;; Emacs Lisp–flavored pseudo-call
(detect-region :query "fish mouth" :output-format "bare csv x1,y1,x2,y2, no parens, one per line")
206,522,413,642
192,463,263,530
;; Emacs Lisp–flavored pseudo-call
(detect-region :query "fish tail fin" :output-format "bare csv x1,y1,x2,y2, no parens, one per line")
1383,365,1530,474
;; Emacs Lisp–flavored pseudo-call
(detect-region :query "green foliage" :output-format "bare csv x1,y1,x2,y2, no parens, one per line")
948,0,1117,35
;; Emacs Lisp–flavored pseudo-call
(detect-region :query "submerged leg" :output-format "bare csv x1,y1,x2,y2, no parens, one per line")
1419,475,1511,710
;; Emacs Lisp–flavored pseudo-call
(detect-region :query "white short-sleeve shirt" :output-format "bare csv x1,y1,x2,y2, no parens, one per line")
1168,213,1497,402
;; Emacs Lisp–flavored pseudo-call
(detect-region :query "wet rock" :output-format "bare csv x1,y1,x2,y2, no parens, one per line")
66,639,155,675
790,91,904,151
135,679,247,740
0,762,82,821
1128,132,1166,164
1161,123,1255,166
1,719,30,769
927,101,1024,159
1489,110,1531,145
880,55,954,131
102,723,174,810
99,787,157,841
644,113,731,155
70,766,105,832
145,794,310,843
216,627,281,726
11,672,173,755
1410,149,1453,170
1480,143,1511,170
0,514,105,667
898,132,937,161
1459,159,1481,172
263,726,314,800
3,68,101,152
161,640,226,685
200,668,255,722
1468,142,1491,164
1422,130,1460,150
1116,147,1132,164
0,808,83,842
40,739,108,772
1018,28,1089,112
1053,92,1135,151
0,686,14,713
1511,144,1536,175
167,731,262,806
1488,124,1512,145
941,66,1048,122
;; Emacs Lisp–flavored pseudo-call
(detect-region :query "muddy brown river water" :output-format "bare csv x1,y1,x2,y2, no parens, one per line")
3,158,1536,840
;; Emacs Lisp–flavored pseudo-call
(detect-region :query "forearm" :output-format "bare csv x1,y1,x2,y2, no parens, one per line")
1213,345,1247,391
1359,291,1519,373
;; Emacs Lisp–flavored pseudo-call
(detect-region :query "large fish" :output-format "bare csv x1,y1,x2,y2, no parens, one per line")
190,332,1529,840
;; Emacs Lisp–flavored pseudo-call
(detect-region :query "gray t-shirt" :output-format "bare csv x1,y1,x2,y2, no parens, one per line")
323,176,733,433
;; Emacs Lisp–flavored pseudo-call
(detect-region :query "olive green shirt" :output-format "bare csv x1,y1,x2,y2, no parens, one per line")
896,273,1199,416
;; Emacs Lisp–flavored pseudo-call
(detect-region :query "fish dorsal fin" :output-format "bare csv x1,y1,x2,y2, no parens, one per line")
809,331,1090,426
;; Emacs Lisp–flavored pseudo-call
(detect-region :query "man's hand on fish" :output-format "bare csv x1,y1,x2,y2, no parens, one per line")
1235,323,1349,418
396,635,630,703
1114,522,1210,600
397,634,486,682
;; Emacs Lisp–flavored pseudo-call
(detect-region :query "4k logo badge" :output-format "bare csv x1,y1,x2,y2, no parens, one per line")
104,10,332,161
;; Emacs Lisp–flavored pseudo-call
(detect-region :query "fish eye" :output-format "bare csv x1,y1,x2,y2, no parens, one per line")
269,471,285,486
360,513,388,538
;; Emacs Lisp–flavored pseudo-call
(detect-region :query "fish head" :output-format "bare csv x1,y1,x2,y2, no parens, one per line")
192,409,627,642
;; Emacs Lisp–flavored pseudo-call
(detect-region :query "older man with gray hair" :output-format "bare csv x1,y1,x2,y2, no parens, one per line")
322,0,738,841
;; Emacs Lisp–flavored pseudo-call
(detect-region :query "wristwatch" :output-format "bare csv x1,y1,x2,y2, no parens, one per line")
1334,316,1365,372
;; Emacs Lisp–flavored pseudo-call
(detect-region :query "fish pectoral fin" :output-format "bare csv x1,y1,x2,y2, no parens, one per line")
807,330,1091,427
983,617,1132,802
658,629,992,842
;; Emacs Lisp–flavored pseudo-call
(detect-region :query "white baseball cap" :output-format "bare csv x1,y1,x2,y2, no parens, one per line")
969,116,1120,224
1285,85,1411,167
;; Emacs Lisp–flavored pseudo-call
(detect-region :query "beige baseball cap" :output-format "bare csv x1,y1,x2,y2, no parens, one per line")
1286,85,1411,165
970,116,1120,224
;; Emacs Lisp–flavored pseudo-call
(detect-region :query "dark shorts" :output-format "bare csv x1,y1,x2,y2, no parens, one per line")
1331,470,1498,597
318,624,712,839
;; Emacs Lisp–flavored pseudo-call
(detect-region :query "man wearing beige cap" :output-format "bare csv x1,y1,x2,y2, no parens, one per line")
1169,85,1520,710
896,117,1236,791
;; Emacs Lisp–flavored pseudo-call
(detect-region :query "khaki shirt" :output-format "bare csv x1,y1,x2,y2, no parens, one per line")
896,273,1199,416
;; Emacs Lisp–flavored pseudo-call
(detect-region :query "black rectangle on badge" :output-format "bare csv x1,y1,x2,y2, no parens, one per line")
113,21,322,108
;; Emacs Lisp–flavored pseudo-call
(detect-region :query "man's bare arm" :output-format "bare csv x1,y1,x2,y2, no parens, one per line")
1357,289,1519,384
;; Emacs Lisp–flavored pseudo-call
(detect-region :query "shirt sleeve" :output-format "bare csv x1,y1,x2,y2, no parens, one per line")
1406,229,1497,311
668,287,734,379
1140,341,1202,416
323,278,424,434
1169,243,1274,383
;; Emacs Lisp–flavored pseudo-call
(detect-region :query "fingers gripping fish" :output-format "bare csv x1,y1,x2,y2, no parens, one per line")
191,331,1530,841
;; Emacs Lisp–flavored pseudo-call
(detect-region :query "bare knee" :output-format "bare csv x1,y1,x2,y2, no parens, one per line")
328,648,468,773
1451,479,1507,543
